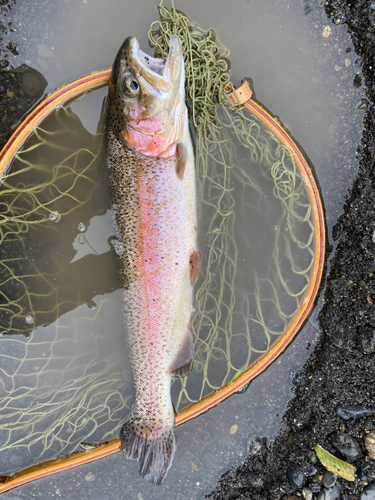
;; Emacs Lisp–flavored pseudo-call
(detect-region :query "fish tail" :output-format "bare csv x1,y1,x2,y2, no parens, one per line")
120,413,176,486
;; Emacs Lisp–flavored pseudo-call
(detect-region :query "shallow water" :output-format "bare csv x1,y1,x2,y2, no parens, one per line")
0,0,366,498
0,76,313,474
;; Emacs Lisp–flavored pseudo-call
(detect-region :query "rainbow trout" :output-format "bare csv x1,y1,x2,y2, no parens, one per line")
106,36,198,485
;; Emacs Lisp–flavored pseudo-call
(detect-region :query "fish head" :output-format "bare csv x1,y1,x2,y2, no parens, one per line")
108,35,186,157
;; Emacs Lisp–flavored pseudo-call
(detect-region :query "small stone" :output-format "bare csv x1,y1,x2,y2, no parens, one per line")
334,65,341,72
327,484,341,500
248,436,267,454
322,25,331,37
331,433,362,462
361,482,375,499
77,222,86,232
354,74,362,87
300,461,317,476
323,471,337,488
25,315,34,325
365,432,375,459
332,332,344,349
302,487,313,500
309,482,321,493
332,223,341,241
357,99,368,110
358,461,375,480
85,471,95,482
6,91,14,98
287,465,306,488
230,424,238,435
358,325,375,354
306,449,317,464
345,59,351,68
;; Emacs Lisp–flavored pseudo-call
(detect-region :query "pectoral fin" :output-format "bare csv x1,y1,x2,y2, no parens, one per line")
176,142,187,181
169,328,194,377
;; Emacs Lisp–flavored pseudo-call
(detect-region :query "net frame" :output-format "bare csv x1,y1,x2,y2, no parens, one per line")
0,70,325,494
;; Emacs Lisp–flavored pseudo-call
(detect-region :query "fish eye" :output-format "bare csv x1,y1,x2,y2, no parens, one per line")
120,75,140,99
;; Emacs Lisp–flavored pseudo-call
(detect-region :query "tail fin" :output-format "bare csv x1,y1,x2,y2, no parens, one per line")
120,415,176,486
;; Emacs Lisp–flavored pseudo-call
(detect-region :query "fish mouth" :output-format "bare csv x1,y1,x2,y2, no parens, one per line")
125,35,183,93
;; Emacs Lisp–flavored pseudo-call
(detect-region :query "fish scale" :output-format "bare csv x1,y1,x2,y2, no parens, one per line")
106,35,197,485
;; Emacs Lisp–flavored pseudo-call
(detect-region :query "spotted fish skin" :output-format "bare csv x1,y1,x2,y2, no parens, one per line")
106,36,197,485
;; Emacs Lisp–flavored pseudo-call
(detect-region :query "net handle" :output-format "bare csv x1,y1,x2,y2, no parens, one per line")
0,71,325,494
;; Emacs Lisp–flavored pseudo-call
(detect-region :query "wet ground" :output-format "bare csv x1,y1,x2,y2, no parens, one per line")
207,1,375,499
1,0,375,499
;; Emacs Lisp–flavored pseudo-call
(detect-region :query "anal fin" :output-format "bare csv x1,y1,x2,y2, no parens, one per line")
169,328,194,377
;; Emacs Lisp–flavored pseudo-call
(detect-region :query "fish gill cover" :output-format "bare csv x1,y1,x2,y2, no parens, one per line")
0,0,314,476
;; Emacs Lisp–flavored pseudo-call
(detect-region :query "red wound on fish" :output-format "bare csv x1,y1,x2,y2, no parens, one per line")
176,142,187,180
189,250,201,285
169,328,194,377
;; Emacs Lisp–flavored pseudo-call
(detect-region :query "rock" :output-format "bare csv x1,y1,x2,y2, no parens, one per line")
309,482,321,493
365,431,375,459
323,471,337,488
287,464,306,488
357,325,375,353
300,460,317,476
302,487,313,500
353,74,362,87
248,436,267,454
306,449,317,464
332,223,341,241
361,482,375,499
331,433,363,461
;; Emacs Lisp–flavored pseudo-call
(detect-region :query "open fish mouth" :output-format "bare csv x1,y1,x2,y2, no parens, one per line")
124,35,183,92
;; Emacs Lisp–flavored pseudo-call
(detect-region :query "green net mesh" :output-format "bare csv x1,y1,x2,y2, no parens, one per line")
149,1,314,407
0,1,314,474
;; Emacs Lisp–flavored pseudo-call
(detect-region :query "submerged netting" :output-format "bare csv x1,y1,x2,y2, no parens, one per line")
0,107,101,335
0,0,315,474
0,106,132,473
